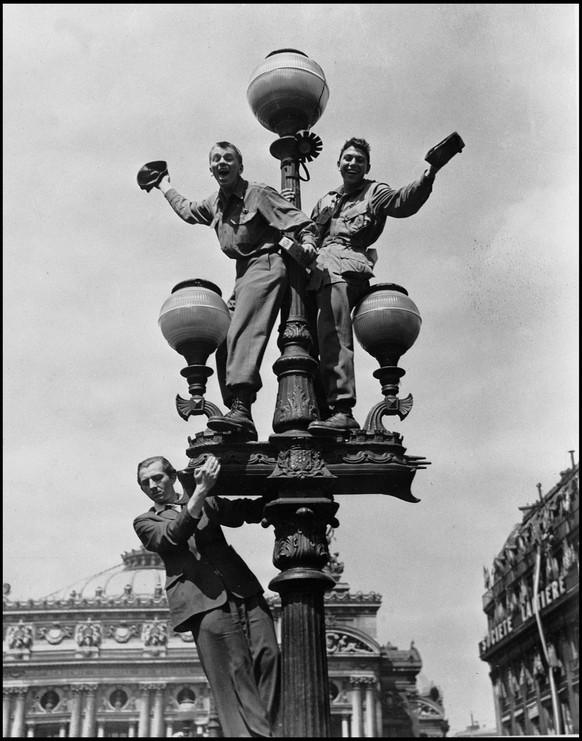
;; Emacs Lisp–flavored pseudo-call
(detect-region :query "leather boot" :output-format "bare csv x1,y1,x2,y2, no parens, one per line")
308,407,360,435
207,387,257,439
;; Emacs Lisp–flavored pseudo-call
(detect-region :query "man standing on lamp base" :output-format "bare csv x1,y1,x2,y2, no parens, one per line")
139,142,317,439
282,135,462,434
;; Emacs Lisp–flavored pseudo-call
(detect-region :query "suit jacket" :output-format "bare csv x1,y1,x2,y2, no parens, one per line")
133,495,265,632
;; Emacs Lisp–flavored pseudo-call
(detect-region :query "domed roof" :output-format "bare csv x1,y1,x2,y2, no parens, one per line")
42,546,165,602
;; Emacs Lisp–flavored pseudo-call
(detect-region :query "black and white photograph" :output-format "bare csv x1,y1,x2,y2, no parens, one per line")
3,4,578,738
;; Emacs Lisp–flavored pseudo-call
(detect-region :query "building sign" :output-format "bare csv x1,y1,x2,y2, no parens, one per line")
519,577,566,621
480,616,514,653
480,577,567,655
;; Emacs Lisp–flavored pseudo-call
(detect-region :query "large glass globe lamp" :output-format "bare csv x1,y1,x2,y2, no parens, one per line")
247,48,329,136
353,284,422,367
159,279,230,366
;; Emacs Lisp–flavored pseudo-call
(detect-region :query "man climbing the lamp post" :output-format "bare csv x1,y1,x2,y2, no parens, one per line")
281,133,463,434
134,453,280,737
138,142,317,439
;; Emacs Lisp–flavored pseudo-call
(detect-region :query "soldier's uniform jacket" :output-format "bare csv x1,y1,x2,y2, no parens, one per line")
164,178,316,260
309,175,434,287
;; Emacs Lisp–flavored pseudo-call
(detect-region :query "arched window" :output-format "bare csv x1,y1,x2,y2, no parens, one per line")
177,687,196,704
329,682,339,702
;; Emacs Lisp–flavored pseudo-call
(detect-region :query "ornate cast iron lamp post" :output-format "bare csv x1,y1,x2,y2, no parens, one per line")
158,50,430,738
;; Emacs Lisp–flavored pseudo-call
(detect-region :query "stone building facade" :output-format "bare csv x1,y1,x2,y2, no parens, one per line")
479,459,579,736
4,542,448,737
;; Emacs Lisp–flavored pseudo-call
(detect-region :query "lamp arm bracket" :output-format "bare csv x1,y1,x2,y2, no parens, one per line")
363,394,414,431
176,395,224,421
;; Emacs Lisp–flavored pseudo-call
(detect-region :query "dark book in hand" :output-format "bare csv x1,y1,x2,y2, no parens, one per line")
425,132,465,169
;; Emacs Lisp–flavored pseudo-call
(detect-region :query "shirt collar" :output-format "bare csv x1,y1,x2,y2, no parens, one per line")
216,177,248,209
152,497,187,515
331,178,372,197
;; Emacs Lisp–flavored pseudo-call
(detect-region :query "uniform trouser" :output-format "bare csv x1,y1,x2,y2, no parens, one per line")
216,252,287,407
314,278,370,410
191,594,281,737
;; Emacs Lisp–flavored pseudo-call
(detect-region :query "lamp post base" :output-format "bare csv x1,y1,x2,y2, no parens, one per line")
270,570,334,738
182,429,429,737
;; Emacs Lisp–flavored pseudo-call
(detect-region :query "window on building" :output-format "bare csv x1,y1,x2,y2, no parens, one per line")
33,724,61,738
177,687,196,704
329,682,339,702
109,689,128,709
40,690,60,711
103,722,130,737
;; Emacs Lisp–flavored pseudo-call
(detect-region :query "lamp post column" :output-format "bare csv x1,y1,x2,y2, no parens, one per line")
264,467,337,736
247,48,334,737
270,139,319,433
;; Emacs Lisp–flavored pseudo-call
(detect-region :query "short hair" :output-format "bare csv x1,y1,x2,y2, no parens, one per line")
137,456,176,484
339,138,371,166
209,141,243,167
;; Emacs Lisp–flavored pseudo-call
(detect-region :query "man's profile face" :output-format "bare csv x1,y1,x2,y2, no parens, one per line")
209,146,242,192
338,145,369,188
138,461,176,505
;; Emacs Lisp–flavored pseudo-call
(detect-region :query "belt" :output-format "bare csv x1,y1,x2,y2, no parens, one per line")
236,246,280,260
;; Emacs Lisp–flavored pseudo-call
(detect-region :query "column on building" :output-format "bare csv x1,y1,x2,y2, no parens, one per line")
128,721,137,738
80,684,98,738
362,677,376,737
341,714,350,737
4,689,12,738
68,685,84,738
350,677,363,738
375,690,383,738
96,721,105,737
137,684,153,738
150,684,166,738
26,723,35,738
165,721,174,737
10,686,28,738
58,725,66,738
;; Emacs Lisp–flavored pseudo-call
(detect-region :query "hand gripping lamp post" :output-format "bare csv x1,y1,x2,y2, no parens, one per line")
159,51,430,738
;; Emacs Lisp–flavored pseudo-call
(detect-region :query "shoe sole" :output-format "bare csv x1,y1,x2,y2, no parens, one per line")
207,418,258,439
308,424,360,436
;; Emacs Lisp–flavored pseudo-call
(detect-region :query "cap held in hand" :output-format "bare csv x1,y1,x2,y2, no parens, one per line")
137,160,169,192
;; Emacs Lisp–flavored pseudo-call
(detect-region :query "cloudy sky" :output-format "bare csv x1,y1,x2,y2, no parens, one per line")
3,4,578,735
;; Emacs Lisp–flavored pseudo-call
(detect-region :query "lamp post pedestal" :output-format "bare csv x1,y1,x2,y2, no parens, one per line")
263,454,338,737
